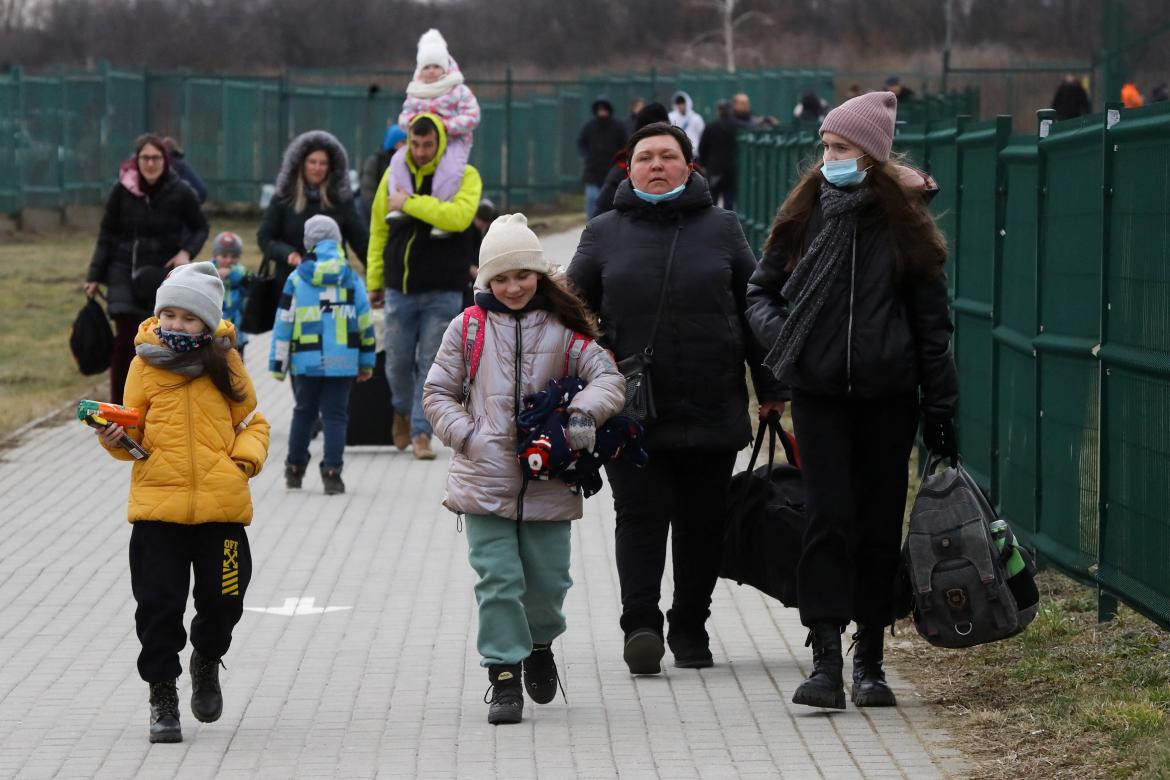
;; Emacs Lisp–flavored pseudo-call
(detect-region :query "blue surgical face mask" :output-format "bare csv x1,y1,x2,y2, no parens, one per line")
633,183,687,203
821,156,870,187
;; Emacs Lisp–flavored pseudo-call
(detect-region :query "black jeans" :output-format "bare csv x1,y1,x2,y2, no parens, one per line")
129,521,253,682
790,391,919,628
606,449,738,638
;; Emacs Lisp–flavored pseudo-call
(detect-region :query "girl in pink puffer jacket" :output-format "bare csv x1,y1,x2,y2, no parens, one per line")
385,29,480,212
422,214,625,726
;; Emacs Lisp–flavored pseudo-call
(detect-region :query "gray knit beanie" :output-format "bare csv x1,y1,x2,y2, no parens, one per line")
154,261,224,331
304,214,342,251
819,91,898,162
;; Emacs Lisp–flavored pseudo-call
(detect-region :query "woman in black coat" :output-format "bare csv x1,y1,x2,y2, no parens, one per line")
568,123,784,675
746,92,958,710
85,133,209,403
258,130,369,304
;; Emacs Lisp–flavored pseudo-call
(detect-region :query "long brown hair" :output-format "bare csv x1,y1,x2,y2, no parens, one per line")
762,156,947,282
163,340,247,403
539,275,601,340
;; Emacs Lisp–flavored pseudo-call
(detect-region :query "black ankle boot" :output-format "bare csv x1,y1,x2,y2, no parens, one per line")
189,650,224,723
667,628,713,669
148,680,182,743
321,467,345,495
284,462,307,489
485,664,524,724
851,625,897,707
792,623,846,710
523,644,561,704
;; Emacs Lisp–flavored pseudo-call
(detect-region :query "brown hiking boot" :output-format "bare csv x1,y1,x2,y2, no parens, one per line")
412,433,436,460
392,414,411,450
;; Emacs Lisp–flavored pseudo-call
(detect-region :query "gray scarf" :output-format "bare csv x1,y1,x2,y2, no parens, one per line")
764,184,875,380
135,338,231,377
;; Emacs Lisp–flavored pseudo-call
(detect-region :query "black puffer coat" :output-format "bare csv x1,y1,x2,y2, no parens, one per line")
86,166,208,319
568,173,783,452
257,130,369,293
745,178,958,419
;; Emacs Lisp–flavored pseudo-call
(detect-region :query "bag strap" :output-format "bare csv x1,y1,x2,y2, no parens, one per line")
563,332,591,378
461,305,488,404
641,218,684,359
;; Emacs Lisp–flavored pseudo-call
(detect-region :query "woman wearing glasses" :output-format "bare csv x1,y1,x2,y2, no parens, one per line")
85,133,209,403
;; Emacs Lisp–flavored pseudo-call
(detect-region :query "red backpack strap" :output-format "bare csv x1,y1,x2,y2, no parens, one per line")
461,305,488,403
563,331,592,378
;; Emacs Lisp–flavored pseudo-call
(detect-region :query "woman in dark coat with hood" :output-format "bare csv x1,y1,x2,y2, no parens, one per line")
84,133,209,403
258,130,369,302
746,92,958,711
568,123,784,676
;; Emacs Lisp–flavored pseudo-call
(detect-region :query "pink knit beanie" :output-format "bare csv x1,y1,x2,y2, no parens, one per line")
819,91,898,162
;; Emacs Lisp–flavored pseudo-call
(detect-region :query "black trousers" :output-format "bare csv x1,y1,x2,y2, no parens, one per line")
129,521,253,683
606,449,738,638
791,391,918,628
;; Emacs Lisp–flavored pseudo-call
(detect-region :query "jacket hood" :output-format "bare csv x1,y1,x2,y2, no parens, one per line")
592,96,614,115
892,163,939,202
613,171,713,215
119,157,179,198
406,112,449,177
273,130,353,203
296,240,353,286
135,316,236,348
671,91,695,114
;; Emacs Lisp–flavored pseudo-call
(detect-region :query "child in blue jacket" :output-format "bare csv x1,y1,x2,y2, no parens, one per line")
270,214,376,494
211,231,251,357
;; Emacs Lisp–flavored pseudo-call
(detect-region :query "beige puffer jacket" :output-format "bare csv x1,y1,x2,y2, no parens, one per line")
423,307,626,521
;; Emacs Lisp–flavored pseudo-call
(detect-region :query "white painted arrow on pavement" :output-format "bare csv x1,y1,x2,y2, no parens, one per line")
244,597,352,616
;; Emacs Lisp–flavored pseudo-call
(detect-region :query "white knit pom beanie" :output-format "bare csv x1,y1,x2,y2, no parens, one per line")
476,214,549,288
416,29,450,70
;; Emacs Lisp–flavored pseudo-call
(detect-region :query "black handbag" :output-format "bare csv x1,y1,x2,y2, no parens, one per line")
720,414,806,607
241,255,280,335
69,291,114,376
618,220,683,423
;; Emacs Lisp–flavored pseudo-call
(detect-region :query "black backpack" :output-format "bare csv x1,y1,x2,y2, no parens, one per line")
720,416,806,607
69,293,114,376
902,456,1039,648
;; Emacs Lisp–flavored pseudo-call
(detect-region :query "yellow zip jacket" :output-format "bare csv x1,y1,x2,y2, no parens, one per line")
366,112,482,293
102,317,270,525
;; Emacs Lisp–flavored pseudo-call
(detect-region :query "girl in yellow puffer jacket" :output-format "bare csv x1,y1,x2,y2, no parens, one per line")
94,262,270,745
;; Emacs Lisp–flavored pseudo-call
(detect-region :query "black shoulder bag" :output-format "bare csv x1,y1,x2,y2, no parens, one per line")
617,220,683,423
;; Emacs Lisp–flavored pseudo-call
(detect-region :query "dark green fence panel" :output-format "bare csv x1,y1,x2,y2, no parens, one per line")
924,117,966,298
532,97,559,202
1097,102,1170,626
106,70,147,182
952,117,1010,494
61,73,106,205
508,100,533,207
1034,113,1105,578
893,122,929,170
471,100,505,205
18,75,64,210
557,89,583,194
0,74,19,213
993,131,1041,538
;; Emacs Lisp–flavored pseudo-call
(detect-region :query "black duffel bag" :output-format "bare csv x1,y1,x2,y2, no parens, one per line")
720,414,806,606
70,291,114,376
241,256,281,335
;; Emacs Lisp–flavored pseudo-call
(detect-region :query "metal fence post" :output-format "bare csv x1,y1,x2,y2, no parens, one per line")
1032,109,1055,549
504,66,513,212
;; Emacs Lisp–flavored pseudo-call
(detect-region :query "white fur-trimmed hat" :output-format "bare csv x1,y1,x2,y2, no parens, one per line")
476,213,549,288
416,29,450,70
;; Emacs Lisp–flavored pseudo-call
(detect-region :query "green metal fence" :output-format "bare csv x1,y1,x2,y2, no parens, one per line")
737,101,1170,630
0,63,837,216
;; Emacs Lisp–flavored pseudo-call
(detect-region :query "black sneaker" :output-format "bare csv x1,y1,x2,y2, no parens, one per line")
623,628,665,675
285,462,307,489
189,650,224,723
148,680,182,743
484,664,523,724
321,467,345,495
668,630,713,669
523,643,561,704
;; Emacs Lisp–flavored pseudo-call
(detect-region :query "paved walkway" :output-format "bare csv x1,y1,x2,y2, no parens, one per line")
0,228,967,779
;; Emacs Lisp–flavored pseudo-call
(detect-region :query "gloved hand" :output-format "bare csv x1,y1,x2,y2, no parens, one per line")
566,410,597,453
923,416,958,462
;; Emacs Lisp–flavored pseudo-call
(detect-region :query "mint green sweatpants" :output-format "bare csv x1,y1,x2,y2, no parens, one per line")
465,514,573,667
